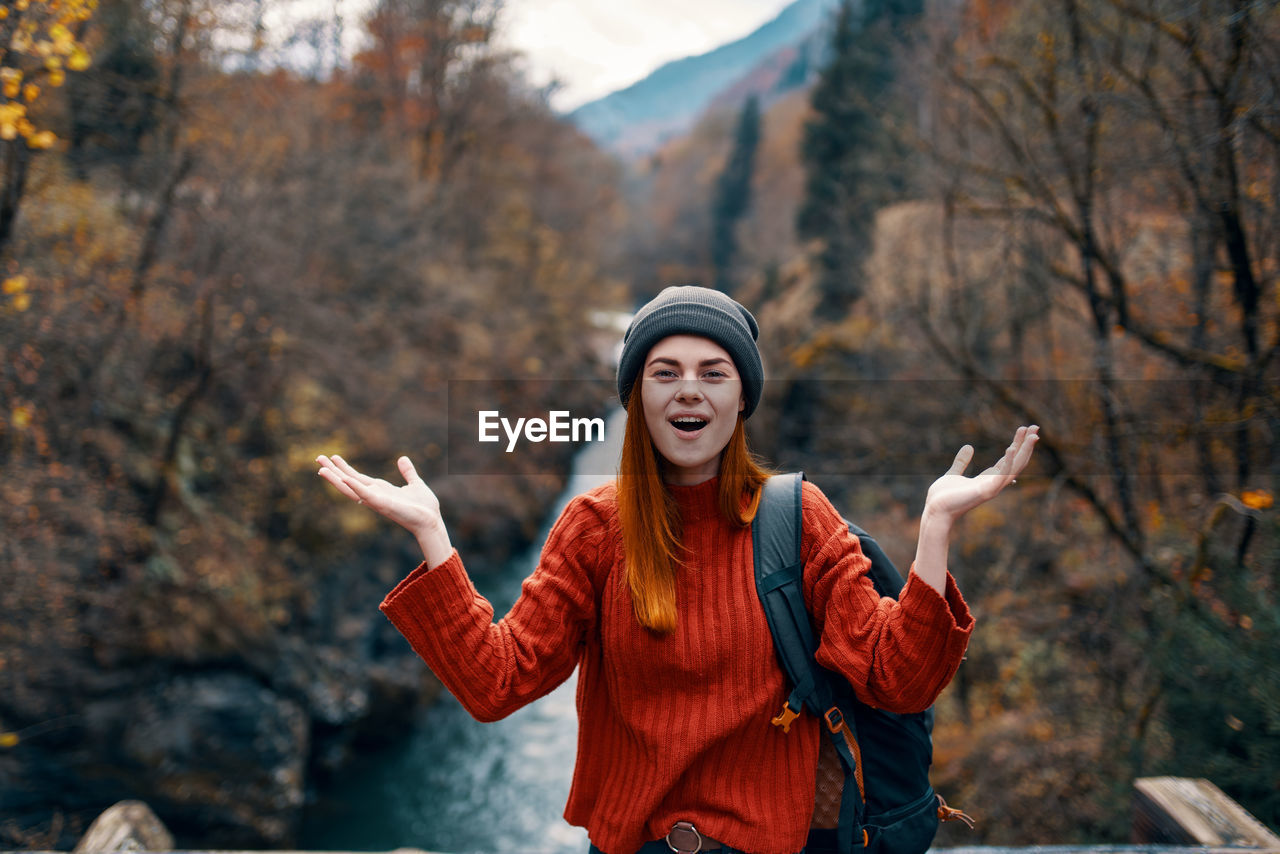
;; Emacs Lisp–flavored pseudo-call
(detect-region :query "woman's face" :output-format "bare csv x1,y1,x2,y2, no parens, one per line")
640,334,745,485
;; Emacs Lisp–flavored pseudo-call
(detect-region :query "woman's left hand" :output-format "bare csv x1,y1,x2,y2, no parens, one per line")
922,425,1039,525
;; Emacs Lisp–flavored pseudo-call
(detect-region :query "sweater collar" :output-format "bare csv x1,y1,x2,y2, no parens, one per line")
665,476,721,521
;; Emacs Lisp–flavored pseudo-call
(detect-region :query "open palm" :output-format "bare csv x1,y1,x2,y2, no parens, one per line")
316,454,442,538
924,425,1039,523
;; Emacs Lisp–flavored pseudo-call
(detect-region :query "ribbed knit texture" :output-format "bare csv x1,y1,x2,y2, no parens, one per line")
380,478,974,854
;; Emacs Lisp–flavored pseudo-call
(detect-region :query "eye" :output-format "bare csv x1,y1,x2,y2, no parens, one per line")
650,368,678,379
702,369,729,380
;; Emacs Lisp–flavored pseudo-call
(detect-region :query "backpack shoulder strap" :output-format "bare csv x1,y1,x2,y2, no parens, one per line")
754,473,869,852
846,521,906,599
753,472,830,722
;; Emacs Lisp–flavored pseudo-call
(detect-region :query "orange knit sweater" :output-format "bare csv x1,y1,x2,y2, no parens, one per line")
380,477,974,854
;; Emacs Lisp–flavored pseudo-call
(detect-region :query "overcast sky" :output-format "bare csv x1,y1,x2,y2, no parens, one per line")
496,0,798,111
272,1,796,112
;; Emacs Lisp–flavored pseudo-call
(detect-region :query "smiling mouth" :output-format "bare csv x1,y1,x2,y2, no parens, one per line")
671,417,709,433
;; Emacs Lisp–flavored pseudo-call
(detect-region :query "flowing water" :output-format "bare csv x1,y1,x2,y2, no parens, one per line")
300,408,626,854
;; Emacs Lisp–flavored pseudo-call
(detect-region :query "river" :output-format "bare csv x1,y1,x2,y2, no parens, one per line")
299,408,626,854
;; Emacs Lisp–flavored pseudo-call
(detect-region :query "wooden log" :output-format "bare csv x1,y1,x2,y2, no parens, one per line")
72,800,174,853
1133,776,1280,850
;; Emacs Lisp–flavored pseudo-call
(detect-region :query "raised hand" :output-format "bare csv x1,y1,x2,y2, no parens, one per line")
912,425,1039,595
316,454,453,568
923,425,1039,525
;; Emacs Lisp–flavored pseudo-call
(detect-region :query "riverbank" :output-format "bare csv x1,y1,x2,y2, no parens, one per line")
0,398,612,851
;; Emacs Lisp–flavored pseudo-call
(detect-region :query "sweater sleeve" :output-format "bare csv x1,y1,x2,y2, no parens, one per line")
379,490,609,722
800,481,974,714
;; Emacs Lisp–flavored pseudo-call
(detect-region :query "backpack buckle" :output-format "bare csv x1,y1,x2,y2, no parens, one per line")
770,700,801,733
824,707,844,733
937,794,976,829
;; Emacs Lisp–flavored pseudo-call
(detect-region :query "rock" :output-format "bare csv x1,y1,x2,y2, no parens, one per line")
119,673,308,846
73,799,173,852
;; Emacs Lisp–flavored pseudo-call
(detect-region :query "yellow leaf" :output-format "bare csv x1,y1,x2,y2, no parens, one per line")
2,79,18,98
49,69,65,87
0,733,19,748
2,275,28,294
68,47,91,71
22,83,38,101
1242,489,1274,510
27,130,55,149
11,405,33,429
13,293,31,310
0,123,16,141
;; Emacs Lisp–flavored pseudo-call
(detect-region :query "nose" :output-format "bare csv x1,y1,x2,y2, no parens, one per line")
675,374,704,400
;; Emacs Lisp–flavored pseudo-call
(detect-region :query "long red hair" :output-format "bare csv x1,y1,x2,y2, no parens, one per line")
616,390,772,633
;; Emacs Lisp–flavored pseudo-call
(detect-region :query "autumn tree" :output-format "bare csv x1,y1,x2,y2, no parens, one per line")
710,95,760,294
0,0,624,845
353,0,501,184
0,0,93,253
747,0,1278,840
855,0,1280,837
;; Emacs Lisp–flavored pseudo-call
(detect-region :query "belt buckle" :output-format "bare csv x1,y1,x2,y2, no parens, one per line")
666,820,704,854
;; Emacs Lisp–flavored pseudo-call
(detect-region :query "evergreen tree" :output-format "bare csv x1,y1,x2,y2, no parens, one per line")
798,0,921,314
710,95,761,295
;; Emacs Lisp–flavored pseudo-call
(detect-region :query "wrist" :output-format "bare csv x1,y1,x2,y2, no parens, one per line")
414,517,453,569
919,504,955,537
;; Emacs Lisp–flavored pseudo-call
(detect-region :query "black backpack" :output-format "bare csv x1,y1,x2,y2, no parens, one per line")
751,473,974,854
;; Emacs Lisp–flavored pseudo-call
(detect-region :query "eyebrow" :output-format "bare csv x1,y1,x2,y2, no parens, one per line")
646,356,734,369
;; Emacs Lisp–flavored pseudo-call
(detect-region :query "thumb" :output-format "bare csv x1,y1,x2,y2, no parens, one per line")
946,444,974,476
398,455,422,485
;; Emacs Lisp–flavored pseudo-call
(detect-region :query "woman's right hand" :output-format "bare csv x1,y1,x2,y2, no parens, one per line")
316,454,454,568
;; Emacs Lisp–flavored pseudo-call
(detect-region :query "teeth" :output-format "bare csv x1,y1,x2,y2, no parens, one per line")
671,416,708,433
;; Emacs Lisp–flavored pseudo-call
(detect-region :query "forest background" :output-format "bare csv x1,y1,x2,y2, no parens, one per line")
0,0,1276,849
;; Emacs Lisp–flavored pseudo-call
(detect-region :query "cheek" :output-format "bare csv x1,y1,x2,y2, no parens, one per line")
639,383,666,426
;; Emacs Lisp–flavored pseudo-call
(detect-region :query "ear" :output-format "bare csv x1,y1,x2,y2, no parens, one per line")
738,393,745,412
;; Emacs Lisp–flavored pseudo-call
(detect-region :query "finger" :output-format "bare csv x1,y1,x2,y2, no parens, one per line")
317,456,354,489
317,467,363,503
330,454,374,485
344,476,377,506
398,455,422,486
1008,425,1039,476
995,426,1028,470
946,444,974,476
987,426,1037,484
317,454,354,483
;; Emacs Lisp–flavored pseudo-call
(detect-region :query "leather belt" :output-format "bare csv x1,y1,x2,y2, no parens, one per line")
664,820,721,853
588,822,725,854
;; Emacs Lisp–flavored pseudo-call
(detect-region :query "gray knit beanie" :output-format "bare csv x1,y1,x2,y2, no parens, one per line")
617,286,764,419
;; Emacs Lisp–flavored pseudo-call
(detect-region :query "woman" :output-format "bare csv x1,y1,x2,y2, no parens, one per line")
316,286,1038,854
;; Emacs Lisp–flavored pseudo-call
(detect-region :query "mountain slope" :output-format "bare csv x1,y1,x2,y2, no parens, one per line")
568,0,841,156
